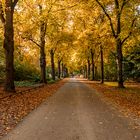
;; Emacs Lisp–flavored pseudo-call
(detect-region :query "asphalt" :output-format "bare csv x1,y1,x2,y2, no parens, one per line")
1,78,140,140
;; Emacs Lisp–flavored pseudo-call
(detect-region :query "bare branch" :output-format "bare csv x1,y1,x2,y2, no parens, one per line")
95,0,116,37
0,1,5,23
12,0,19,8
21,35,41,48
29,38,41,48
114,0,120,9
120,0,130,14
121,18,136,45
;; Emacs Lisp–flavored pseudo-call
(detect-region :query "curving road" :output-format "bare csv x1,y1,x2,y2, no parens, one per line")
1,78,140,140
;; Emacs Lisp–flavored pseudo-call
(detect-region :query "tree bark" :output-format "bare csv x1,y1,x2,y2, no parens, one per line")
87,58,90,80
116,39,124,88
61,63,64,78
50,49,55,80
65,67,68,77
3,0,16,92
100,46,104,84
39,5,47,83
84,65,87,78
95,0,132,88
40,47,46,83
90,49,95,81
95,66,98,80
58,60,61,79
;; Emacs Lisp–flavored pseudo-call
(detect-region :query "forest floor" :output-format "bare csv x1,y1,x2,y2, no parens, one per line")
80,79,140,126
0,78,140,138
0,79,67,138
1,78,140,140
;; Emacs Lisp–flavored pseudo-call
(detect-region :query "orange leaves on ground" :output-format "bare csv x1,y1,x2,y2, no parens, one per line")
86,81,140,118
0,80,66,138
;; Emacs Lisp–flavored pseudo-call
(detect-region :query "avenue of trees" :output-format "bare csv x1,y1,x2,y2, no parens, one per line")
0,0,140,92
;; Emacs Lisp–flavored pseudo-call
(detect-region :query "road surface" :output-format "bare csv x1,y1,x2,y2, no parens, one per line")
1,78,140,140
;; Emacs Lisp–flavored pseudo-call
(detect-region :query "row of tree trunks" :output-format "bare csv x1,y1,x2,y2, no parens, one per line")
95,0,133,88
50,50,68,80
88,44,122,85
84,47,104,83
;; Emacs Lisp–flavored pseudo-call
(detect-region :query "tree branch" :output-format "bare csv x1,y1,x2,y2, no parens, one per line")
114,0,119,9
120,0,130,14
21,35,41,48
121,18,136,45
95,0,116,37
29,38,41,48
12,0,18,9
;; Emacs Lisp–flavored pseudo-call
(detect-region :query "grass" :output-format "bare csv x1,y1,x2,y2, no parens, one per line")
48,80,56,84
15,78,60,87
14,81,37,87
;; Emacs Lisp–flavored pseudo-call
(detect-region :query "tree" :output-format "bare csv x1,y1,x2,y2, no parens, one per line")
19,0,56,83
39,5,47,83
95,0,137,88
0,0,19,92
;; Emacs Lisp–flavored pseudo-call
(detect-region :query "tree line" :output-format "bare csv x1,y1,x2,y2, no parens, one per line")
0,0,139,92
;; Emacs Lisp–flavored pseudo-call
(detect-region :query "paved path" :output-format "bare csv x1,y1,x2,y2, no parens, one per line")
1,78,140,140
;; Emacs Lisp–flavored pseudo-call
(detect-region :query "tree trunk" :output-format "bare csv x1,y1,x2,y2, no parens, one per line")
65,67,68,77
39,5,47,83
61,63,64,78
58,60,61,79
95,66,98,80
63,65,66,78
115,1,124,88
4,3,15,92
84,65,87,78
87,58,90,80
50,49,55,80
40,48,46,83
95,0,128,88
90,49,95,81
100,46,104,84
116,39,124,88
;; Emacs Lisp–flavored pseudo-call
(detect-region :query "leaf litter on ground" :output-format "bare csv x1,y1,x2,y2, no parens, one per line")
0,79,67,138
79,79,140,129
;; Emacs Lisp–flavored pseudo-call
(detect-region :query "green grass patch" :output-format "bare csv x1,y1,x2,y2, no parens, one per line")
48,80,55,84
15,81,37,87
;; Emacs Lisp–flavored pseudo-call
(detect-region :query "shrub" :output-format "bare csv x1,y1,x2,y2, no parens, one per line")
15,61,40,82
